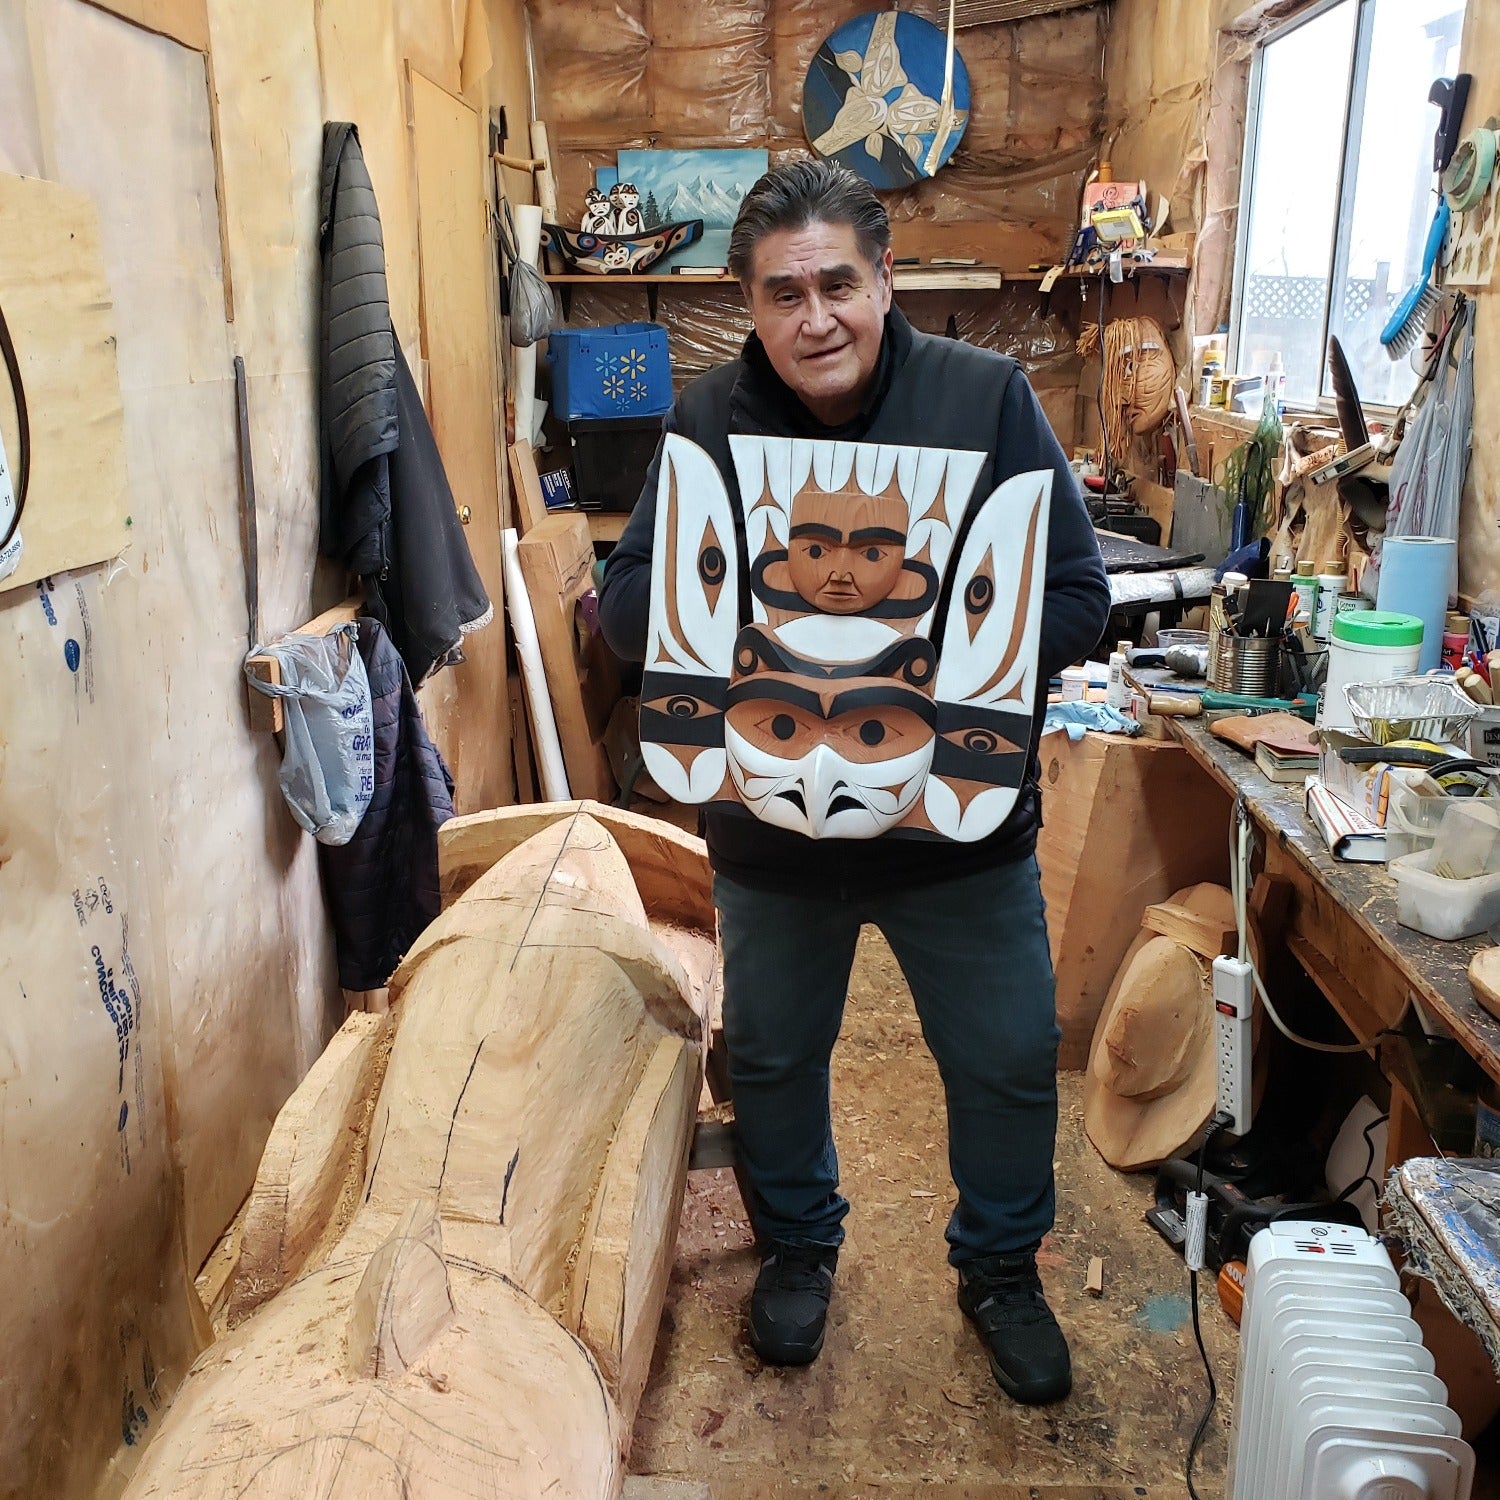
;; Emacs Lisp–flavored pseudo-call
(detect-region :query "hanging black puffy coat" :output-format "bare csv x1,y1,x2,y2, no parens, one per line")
318,617,455,991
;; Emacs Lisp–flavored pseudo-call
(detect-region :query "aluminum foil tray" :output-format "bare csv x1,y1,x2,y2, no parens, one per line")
1344,675,1481,747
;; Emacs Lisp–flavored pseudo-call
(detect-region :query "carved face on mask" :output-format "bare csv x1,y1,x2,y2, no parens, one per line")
785,488,909,614
722,629,937,837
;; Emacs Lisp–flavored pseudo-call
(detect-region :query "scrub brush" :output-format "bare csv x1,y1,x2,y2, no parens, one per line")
1380,197,1449,360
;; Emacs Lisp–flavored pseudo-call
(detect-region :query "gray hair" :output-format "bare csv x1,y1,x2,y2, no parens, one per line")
727,160,892,284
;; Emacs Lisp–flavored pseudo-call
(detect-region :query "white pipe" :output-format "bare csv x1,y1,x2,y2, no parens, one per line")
502,527,569,801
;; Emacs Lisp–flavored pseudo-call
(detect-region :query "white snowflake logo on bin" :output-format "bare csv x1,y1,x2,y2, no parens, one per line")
595,353,618,376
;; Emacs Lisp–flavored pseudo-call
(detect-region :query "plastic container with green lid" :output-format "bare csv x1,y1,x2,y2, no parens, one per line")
1317,610,1425,732
1329,610,1424,647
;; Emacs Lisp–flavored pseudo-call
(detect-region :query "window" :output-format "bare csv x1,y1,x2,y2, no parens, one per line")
1232,0,1467,411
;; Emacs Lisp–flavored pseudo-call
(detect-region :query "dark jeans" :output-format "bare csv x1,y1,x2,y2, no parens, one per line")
714,856,1060,1266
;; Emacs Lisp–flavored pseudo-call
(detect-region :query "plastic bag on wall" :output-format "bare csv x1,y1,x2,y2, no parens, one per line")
247,624,375,846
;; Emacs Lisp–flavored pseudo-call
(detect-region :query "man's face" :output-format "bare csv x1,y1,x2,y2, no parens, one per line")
745,221,893,427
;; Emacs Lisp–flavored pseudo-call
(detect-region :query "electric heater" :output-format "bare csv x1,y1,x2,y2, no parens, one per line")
1225,1221,1475,1499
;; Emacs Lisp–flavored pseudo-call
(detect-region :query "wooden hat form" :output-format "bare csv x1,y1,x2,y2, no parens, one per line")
1084,883,1236,1172
1469,946,1500,1023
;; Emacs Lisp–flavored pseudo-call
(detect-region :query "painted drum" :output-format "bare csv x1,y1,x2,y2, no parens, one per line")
803,10,971,188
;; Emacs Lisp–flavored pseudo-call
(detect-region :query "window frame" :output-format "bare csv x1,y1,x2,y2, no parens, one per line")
1228,0,1413,419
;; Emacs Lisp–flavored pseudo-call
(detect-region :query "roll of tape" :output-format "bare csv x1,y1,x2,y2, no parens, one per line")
1444,127,1497,213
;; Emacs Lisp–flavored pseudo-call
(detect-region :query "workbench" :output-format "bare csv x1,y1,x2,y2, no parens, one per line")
1160,714,1500,1155
1163,712,1500,1404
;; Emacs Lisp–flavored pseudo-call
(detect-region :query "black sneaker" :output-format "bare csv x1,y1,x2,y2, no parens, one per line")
957,1252,1072,1405
748,1241,839,1365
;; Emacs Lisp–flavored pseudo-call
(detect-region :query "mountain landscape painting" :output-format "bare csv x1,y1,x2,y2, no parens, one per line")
613,148,769,270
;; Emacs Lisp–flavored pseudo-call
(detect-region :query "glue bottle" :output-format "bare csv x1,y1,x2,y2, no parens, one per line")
1267,351,1287,415
1106,640,1131,710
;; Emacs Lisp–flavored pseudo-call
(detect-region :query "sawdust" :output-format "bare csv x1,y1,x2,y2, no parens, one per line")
630,928,1240,1494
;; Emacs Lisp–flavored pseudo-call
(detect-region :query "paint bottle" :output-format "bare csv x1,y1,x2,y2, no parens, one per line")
1267,351,1287,414
1106,641,1131,710
1060,665,1089,702
1199,352,1221,408
1291,569,1319,628
1312,560,1348,643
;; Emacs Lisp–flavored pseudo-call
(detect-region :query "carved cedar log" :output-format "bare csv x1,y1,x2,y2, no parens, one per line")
123,808,714,1499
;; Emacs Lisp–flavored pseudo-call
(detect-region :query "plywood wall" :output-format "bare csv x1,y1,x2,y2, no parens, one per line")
1455,0,1500,598
0,1,522,1494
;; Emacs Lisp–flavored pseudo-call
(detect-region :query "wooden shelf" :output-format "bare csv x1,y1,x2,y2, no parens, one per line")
544,269,1005,288
545,259,1188,316
543,262,1187,288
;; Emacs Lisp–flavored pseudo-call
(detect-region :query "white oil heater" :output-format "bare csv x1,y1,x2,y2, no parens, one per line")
1225,1221,1475,1499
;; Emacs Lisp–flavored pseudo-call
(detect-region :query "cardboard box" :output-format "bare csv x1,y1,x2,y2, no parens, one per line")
1317,729,1466,825
1317,730,1400,826
1469,705,1500,767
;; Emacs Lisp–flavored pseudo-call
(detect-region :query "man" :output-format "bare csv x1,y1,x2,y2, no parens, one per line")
600,160,1110,1406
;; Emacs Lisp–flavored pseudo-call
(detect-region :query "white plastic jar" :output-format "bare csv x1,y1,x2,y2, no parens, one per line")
1316,611,1424,731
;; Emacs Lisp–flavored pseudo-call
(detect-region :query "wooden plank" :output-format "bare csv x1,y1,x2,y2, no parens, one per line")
0,172,131,594
1036,733,1232,1070
1141,900,1235,959
244,597,362,733
1285,932,1392,1047
508,673,540,805
507,438,550,534
410,66,512,814
1085,1256,1105,1297
81,0,209,50
515,513,619,802
1134,477,1175,542
1469,946,1500,1025
587,511,629,545
1386,1077,1436,1173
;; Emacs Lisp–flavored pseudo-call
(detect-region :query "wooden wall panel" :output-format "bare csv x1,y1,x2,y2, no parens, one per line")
410,67,513,812
314,0,423,352
81,0,209,50
0,173,132,593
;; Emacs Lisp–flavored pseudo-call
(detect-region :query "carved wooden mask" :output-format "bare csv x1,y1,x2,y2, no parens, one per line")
642,435,1051,841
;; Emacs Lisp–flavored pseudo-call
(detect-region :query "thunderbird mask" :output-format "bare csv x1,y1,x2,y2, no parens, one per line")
641,436,1052,841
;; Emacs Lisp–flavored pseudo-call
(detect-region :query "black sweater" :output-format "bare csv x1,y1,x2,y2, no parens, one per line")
600,307,1110,897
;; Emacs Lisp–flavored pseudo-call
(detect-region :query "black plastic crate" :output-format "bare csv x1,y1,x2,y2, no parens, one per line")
566,415,666,513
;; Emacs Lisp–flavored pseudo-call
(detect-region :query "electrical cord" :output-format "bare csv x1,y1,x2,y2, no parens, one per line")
1230,799,1397,1055
1334,1111,1390,1205
0,299,28,551
1095,273,1112,491
1185,1109,1233,1500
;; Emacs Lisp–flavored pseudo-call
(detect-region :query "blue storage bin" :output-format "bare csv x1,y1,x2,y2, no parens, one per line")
546,322,672,420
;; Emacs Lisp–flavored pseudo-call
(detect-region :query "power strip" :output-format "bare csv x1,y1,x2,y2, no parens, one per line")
1212,955,1254,1135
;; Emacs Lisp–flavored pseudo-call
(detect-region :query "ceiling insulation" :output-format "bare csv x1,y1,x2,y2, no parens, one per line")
955,0,1104,25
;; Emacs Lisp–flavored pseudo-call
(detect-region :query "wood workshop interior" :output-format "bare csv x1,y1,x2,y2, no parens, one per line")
11,0,1500,1495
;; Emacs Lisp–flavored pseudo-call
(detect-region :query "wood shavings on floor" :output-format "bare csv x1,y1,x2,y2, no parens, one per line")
631,929,1238,1496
